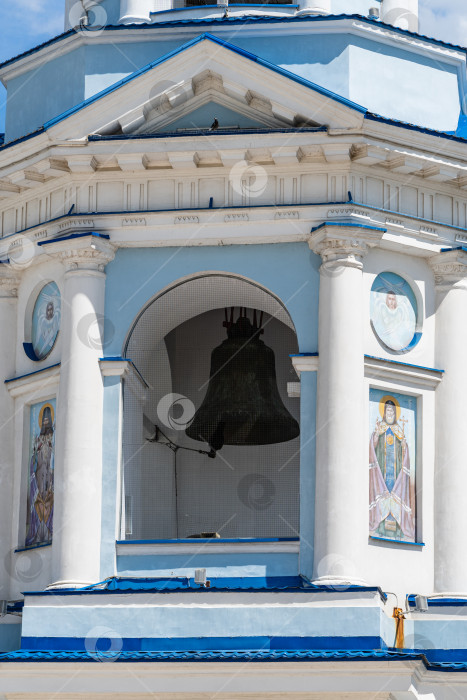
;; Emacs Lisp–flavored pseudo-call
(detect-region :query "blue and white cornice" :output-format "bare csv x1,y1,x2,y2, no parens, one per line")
0,202,461,268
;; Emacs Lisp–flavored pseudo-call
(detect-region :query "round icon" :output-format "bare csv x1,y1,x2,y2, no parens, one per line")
31,282,61,360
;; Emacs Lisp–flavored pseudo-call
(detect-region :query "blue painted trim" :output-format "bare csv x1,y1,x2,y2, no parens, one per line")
289,353,318,357
364,354,444,374
21,636,385,652
408,595,467,607
117,537,299,544
440,246,467,253
310,222,387,233
5,363,60,384
370,536,425,547
14,542,52,554
41,33,367,133
22,343,40,362
38,232,110,246
0,14,464,75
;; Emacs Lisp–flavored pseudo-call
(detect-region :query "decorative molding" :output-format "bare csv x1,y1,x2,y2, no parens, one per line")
364,355,443,390
174,216,199,225
327,208,369,219
224,214,249,222
122,217,146,227
58,219,94,231
420,225,438,238
385,217,404,228
274,211,299,220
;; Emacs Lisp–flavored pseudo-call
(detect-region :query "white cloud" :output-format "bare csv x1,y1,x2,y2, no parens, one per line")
419,0,467,46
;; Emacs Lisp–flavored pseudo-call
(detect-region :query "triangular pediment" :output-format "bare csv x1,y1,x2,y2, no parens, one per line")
46,34,366,141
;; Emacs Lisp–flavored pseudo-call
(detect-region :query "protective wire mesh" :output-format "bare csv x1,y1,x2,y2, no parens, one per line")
122,279,300,540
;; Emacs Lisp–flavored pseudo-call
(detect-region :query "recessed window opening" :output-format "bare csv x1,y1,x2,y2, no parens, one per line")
122,275,300,541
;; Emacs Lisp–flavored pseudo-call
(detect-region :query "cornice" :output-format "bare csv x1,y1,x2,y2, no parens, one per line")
0,203,462,264
364,355,444,390
5,363,60,399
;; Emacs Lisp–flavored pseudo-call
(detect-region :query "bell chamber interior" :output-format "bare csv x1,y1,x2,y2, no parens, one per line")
122,277,300,541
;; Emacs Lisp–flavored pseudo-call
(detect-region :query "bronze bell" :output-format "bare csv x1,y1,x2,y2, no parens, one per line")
185,308,300,452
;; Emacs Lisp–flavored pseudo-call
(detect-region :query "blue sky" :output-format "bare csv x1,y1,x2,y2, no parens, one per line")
0,0,465,134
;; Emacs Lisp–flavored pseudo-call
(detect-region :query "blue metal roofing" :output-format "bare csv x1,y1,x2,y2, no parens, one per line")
0,648,427,663
0,648,466,671
22,575,387,598
0,14,465,74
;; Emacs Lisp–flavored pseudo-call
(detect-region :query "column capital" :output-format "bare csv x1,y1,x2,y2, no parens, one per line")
308,223,385,270
0,264,19,298
39,233,116,274
429,249,467,291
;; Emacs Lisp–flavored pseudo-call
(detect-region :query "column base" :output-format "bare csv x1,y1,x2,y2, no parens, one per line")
46,580,96,590
311,575,367,588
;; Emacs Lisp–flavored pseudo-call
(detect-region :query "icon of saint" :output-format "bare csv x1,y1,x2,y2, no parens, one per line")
26,405,55,546
369,397,415,541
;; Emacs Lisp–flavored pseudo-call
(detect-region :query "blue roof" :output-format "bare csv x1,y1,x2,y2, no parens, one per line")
0,14,465,74
0,648,428,663
22,575,387,598
0,648,466,671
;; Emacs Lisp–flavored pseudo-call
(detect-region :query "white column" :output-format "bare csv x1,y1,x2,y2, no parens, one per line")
430,250,467,596
309,225,383,586
0,267,18,600
47,235,115,589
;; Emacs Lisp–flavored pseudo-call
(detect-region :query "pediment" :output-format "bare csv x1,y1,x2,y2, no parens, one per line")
46,34,366,141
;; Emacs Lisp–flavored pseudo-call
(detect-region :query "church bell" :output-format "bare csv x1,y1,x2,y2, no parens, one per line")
185,308,300,451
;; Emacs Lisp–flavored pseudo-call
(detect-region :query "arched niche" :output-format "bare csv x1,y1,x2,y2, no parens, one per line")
121,273,300,541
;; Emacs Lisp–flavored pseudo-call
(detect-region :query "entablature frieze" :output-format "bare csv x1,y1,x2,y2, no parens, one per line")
0,203,463,275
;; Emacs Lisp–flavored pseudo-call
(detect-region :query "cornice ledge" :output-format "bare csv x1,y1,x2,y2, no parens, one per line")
364,355,443,390
290,353,319,376
5,363,61,398
308,221,386,268
99,357,148,401
429,248,467,290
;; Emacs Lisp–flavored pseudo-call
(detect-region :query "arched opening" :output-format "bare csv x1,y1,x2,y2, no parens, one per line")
121,274,300,540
